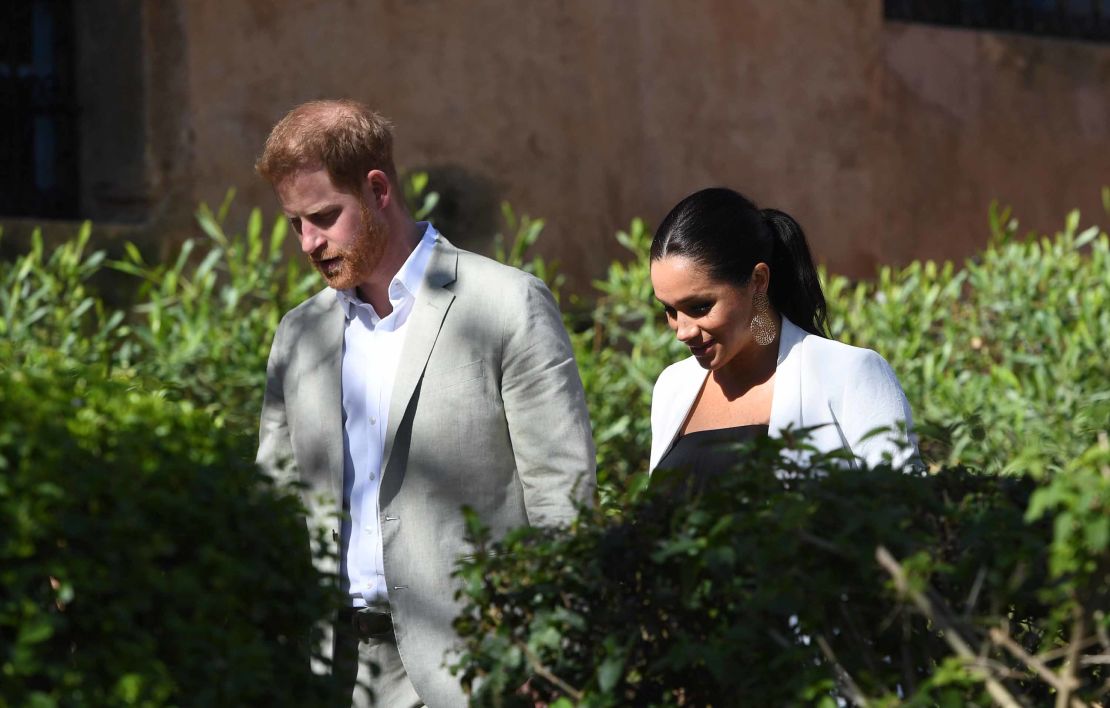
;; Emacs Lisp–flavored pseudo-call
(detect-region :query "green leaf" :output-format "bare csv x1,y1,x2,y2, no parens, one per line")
597,647,625,692
17,617,54,645
216,187,237,223
1075,225,1099,249
194,247,224,282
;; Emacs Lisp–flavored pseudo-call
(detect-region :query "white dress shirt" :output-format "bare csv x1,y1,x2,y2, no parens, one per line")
337,223,437,607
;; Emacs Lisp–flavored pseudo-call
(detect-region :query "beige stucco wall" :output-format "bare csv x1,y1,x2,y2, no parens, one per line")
173,1,1110,284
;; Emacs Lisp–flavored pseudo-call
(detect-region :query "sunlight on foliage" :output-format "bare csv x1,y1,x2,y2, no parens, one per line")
1,179,1107,706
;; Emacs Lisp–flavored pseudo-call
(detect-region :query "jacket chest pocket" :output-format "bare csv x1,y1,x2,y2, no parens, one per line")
416,358,493,444
422,359,484,391
414,359,510,480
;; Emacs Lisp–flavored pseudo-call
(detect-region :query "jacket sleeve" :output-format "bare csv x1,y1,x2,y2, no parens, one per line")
838,350,920,470
256,317,298,487
500,275,597,526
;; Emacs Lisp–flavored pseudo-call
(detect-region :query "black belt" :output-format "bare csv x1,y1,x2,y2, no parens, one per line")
338,606,394,639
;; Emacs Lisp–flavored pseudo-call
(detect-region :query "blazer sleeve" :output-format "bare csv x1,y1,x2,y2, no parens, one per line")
256,317,298,487
837,349,920,470
499,275,597,526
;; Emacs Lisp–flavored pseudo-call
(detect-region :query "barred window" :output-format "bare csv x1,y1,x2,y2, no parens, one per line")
0,0,79,219
885,0,1110,42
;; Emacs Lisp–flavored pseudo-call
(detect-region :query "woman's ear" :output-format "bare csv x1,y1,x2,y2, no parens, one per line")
751,262,771,294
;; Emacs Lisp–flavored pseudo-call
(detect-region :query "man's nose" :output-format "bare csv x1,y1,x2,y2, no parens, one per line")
300,224,325,254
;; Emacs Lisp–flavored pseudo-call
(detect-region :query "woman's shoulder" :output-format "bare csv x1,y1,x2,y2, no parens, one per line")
783,319,900,391
796,337,907,419
789,321,890,369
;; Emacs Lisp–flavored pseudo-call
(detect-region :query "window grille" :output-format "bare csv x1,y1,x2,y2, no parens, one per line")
0,0,79,219
885,0,1110,42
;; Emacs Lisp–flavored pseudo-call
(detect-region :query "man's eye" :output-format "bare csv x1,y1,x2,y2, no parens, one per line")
288,217,302,234
662,305,676,319
690,303,712,315
311,210,339,226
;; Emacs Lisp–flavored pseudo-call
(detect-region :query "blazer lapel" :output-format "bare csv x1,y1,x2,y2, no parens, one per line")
659,360,706,464
646,356,704,471
381,237,458,473
769,317,845,464
768,316,805,438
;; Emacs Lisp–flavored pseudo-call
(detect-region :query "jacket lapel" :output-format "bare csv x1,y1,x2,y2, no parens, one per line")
768,316,805,438
655,359,706,468
381,236,458,473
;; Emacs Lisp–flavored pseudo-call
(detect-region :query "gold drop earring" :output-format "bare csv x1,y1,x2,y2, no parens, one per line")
750,292,776,346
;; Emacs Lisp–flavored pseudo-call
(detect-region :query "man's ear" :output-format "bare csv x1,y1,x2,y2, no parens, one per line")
364,169,392,210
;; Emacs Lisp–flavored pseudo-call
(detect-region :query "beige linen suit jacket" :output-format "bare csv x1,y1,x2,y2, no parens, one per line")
257,232,596,707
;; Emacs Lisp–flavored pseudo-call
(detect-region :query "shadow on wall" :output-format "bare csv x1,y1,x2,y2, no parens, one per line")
408,164,500,254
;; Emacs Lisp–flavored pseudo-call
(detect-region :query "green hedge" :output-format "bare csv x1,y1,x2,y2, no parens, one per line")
453,443,1058,706
462,195,1110,704
827,203,1110,476
0,197,350,705
0,348,341,706
547,202,1109,497
2,183,1107,705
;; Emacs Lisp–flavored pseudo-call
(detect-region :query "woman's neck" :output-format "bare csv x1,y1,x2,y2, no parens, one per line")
712,315,781,400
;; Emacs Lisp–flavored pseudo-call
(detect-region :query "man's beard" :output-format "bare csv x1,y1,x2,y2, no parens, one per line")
313,201,388,293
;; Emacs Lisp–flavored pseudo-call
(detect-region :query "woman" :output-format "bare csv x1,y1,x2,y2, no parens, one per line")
649,187,917,479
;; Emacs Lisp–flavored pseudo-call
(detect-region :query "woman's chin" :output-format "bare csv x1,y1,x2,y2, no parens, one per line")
691,351,718,370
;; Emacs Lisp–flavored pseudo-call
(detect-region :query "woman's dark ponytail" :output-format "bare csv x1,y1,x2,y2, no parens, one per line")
652,188,829,338
761,208,828,338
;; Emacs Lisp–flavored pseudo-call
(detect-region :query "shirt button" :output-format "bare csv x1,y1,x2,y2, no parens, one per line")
369,417,377,425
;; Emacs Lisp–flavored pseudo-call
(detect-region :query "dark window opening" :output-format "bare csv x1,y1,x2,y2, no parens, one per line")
0,0,79,219
885,0,1110,42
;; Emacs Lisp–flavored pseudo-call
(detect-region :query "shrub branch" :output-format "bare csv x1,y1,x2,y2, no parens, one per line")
876,546,1025,708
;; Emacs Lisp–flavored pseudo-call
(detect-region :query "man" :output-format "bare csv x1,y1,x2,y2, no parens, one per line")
254,100,596,707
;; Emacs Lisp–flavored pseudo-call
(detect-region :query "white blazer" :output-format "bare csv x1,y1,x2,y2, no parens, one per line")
649,317,918,472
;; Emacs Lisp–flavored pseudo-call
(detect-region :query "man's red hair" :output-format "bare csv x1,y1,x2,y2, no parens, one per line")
256,99,397,195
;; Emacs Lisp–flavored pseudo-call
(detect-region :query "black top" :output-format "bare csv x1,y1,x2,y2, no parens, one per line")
653,424,769,493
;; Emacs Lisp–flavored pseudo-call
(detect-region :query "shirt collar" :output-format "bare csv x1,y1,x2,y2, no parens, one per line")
335,222,439,319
